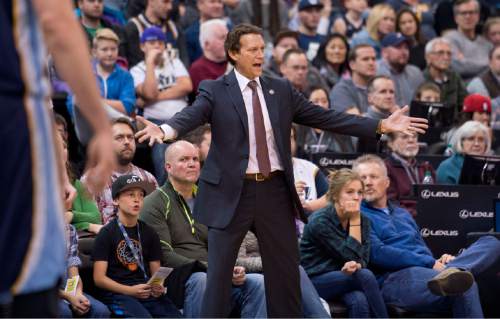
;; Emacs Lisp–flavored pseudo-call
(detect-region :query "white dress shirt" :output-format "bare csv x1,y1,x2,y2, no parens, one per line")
234,69,283,173
160,68,283,173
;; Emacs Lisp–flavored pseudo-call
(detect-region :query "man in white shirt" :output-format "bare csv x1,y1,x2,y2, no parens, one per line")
130,26,192,184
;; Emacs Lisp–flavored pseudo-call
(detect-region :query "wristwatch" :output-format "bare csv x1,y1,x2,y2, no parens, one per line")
376,120,386,135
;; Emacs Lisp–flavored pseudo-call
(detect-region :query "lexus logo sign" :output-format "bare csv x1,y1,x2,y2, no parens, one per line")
459,209,468,219
420,189,459,199
421,189,431,199
458,209,494,219
420,228,459,237
318,157,353,167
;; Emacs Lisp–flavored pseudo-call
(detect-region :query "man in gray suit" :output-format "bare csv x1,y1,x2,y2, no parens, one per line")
136,23,427,317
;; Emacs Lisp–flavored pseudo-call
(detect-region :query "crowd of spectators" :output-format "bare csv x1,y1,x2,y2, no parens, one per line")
48,0,500,317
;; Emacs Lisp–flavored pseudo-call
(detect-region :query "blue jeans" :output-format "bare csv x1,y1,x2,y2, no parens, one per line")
381,235,500,317
299,266,331,318
101,292,181,318
58,293,110,318
184,272,266,318
311,268,388,318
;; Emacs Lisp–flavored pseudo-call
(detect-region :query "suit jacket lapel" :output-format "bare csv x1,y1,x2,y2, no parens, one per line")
260,77,284,157
224,71,249,136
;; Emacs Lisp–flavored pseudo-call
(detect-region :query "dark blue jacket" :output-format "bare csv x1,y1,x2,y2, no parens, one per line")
166,70,380,229
361,201,435,279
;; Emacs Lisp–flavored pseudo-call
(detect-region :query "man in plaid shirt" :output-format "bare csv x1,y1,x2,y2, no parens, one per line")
82,118,158,225
58,223,109,317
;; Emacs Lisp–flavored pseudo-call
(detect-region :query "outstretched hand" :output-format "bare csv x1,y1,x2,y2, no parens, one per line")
135,116,165,146
381,105,428,136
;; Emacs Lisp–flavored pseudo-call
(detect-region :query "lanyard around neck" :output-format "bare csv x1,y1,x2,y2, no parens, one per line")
117,219,148,280
158,187,195,234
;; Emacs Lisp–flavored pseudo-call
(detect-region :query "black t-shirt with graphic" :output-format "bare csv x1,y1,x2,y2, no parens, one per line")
92,219,161,286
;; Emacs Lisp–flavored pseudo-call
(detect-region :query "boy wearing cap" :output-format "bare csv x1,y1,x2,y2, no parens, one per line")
92,174,181,318
461,93,492,128
131,26,193,183
130,26,192,122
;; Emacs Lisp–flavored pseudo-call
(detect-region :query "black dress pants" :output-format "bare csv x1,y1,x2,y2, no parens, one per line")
201,173,303,317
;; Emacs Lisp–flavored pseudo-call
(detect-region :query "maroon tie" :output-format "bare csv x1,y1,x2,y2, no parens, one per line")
248,80,271,177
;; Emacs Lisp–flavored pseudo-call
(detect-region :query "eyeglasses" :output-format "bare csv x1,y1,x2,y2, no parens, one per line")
457,10,479,16
462,136,486,144
289,65,308,71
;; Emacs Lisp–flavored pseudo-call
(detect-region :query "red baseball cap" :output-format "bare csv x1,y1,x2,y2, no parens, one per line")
462,94,491,113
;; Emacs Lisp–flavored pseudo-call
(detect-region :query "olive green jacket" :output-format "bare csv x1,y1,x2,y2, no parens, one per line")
140,181,208,268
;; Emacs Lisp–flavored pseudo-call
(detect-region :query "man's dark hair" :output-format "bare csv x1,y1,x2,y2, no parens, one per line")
348,44,373,62
225,23,264,66
273,29,299,46
453,0,479,15
182,124,211,147
281,48,306,65
112,117,136,134
367,75,392,94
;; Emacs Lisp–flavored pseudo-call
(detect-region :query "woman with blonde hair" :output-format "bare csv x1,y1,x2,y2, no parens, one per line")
351,4,396,58
300,169,388,318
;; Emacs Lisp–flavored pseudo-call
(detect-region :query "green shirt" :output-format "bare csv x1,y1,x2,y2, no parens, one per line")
84,23,101,41
71,180,102,231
